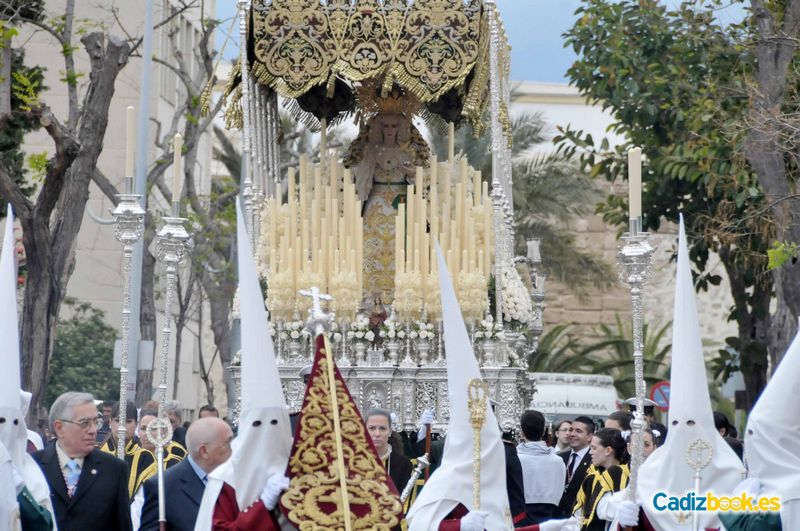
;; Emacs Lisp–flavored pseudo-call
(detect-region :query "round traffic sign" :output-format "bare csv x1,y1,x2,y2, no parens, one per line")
649,381,670,412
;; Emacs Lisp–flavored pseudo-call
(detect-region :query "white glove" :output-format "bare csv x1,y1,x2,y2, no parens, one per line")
260,474,290,510
733,477,760,498
538,517,581,531
416,409,434,442
616,500,640,527
459,510,488,531
12,465,24,495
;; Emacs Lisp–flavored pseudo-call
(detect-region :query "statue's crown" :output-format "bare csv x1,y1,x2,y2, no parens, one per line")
357,79,421,117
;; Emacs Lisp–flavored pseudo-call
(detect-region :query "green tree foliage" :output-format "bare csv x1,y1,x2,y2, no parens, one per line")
0,49,42,213
557,0,771,407
46,299,118,407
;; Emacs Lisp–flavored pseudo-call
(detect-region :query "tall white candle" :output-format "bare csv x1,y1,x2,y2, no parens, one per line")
448,122,455,162
172,133,183,202
628,147,642,219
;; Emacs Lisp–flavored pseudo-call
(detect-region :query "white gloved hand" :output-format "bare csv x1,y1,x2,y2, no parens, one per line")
12,465,24,495
459,510,488,531
616,500,640,527
733,477,761,498
538,517,581,531
416,409,435,442
260,474,290,510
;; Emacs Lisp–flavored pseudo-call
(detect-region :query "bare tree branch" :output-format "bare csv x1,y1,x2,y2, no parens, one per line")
34,107,80,217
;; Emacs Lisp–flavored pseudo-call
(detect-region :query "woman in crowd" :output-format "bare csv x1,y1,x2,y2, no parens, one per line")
573,428,630,530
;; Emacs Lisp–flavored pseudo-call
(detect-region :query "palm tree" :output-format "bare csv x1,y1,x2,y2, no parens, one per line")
528,323,603,373
586,315,672,400
586,315,737,419
429,111,614,295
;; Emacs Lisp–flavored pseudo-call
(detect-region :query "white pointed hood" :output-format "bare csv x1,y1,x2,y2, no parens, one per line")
406,243,511,530
744,330,800,501
0,206,55,524
195,201,291,530
637,216,743,529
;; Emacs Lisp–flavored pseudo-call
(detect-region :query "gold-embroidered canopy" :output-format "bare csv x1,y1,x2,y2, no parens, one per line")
229,0,510,133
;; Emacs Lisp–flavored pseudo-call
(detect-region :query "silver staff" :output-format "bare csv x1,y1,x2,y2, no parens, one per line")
400,454,430,504
686,438,712,531
617,218,654,502
154,202,190,527
145,416,173,531
112,174,145,459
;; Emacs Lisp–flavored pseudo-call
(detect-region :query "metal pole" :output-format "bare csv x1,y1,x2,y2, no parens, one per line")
112,179,145,459
485,1,506,326
154,212,190,528
238,0,255,252
617,219,654,502
128,0,157,401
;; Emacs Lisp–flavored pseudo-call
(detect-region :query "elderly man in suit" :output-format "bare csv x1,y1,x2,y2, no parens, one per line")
33,391,132,531
557,415,595,518
139,417,233,531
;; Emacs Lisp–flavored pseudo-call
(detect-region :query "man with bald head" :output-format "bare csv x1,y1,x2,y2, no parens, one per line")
139,417,233,531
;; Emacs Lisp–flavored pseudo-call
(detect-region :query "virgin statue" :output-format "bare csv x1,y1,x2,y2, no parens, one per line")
344,110,430,303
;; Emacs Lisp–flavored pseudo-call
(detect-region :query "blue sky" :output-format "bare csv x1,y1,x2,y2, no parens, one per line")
215,1,747,84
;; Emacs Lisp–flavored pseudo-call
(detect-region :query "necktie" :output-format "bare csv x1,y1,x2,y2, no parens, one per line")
65,459,80,497
565,452,578,486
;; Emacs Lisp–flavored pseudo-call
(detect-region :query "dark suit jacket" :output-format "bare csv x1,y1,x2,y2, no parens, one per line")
33,444,132,531
503,441,531,527
557,448,592,518
172,426,186,449
139,457,205,531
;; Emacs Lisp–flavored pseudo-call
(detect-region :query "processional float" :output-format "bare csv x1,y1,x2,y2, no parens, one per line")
218,0,539,433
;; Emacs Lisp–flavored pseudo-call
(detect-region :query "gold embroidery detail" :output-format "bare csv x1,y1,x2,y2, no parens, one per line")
282,348,402,529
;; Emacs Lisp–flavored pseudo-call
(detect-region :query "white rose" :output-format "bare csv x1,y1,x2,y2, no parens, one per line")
410,331,418,339
398,330,406,339
346,331,354,339
356,331,364,339
388,330,396,339
420,331,428,340
475,331,484,339
290,330,300,339
366,331,375,341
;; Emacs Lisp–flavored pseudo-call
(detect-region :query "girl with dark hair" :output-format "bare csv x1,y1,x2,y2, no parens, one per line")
573,428,630,530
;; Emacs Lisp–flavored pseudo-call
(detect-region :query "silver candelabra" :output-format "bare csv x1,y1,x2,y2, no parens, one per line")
111,182,146,460
155,211,191,415
154,207,190,528
617,218,654,502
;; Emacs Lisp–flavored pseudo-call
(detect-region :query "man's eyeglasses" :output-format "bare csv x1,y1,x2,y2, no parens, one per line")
60,418,104,430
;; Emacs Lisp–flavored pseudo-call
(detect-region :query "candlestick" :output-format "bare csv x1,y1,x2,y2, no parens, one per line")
617,229,655,505
171,133,183,214
111,191,146,459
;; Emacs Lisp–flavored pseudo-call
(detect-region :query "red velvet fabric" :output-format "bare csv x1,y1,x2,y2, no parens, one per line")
212,483,279,531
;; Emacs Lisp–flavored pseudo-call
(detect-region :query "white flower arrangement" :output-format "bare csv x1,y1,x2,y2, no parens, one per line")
500,267,534,328
346,314,375,343
279,320,310,341
411,320,435,341
474,316,503,341
379,318,406,341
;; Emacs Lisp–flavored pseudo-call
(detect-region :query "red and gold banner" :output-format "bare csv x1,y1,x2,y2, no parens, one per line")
280,334,402,529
